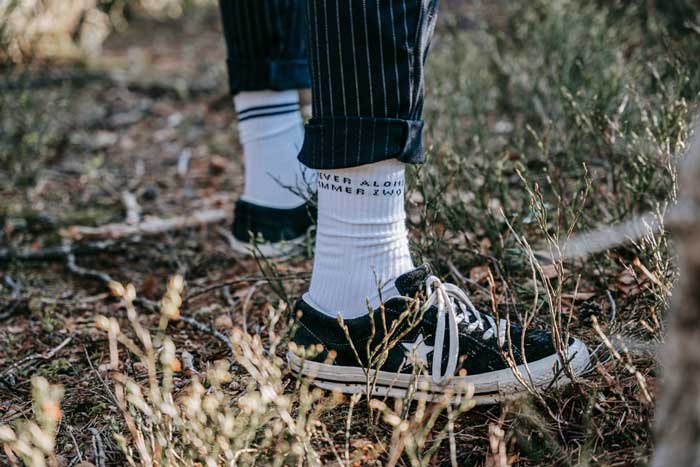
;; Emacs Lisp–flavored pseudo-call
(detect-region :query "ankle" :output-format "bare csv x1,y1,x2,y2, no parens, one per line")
308,159,414,319
233,90,311,209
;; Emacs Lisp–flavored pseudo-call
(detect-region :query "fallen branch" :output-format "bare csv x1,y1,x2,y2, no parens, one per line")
64,247,160,312
61,247,235,356
89,427,106,467
0,240,118,263
66,252,115,284
0,337,73,382
6,238,238,365
60,209,229,240
550,211,663,260
177,316,235,356
2,239,159,313
541,191,699,262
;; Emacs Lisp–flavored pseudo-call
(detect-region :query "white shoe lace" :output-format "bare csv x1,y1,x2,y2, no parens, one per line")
422,275,499,385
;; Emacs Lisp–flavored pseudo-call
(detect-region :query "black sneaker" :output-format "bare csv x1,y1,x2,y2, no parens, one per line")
288,265,590,404
230,199,315,257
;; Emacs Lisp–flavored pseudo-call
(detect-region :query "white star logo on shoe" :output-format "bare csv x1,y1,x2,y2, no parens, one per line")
402,333,434,368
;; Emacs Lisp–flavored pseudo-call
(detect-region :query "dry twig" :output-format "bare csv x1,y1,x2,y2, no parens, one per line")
88,428,106,467
0,276,22,321
0,337,73,382
60,209,229,240
176,316,235,356
0,241,119,263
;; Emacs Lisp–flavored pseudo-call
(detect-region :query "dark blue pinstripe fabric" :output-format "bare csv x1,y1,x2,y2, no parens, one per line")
299,0,439,169
219,0,311,94
219,0,438,170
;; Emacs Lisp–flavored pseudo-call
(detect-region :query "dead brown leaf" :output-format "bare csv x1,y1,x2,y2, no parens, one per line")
540,264,568,279
214,314,233,330
560,291,596,301
209,155,229,175
614,267,646,296
480,237,492,255
470,265,490,284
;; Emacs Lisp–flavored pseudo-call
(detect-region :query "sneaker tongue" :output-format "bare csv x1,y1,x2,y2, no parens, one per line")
394,264,432,297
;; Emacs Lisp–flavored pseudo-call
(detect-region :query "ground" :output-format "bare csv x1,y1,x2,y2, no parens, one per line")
1,1,699,466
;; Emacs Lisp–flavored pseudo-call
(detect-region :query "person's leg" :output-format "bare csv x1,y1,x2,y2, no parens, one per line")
219,0,315,254
300,0,438,318
289,0,590,402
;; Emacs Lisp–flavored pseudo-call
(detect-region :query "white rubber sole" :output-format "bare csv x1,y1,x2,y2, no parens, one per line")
288,338,591,405
229,235,306,258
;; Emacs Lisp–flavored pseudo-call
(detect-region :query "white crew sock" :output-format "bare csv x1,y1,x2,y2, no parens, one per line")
308,159,415,319
234,90,311,209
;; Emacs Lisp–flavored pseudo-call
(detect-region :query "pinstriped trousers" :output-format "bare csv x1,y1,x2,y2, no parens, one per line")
218,1,311,94
219,0,439,170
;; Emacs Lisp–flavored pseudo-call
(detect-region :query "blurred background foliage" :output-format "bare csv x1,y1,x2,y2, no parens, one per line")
0,0,216,187
0,0,214,63
1,0,697,64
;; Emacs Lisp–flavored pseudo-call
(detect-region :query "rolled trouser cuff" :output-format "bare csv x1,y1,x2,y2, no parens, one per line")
227,59,311,95
297,116,425,170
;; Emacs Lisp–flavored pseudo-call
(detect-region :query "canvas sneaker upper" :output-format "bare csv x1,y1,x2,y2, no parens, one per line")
291,265,579,385
232,199,315,245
